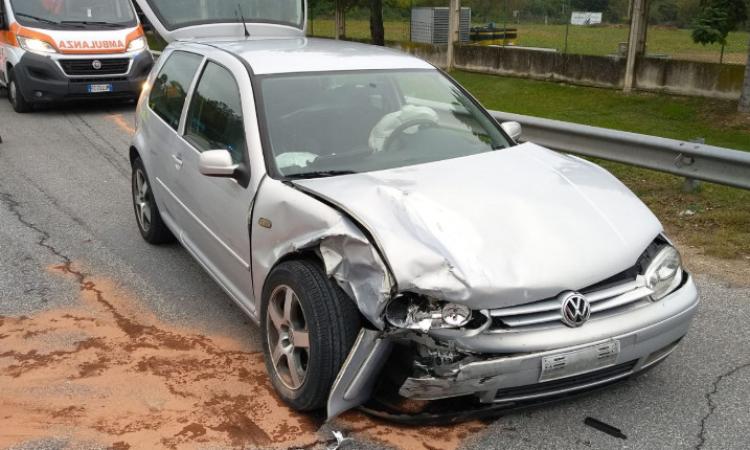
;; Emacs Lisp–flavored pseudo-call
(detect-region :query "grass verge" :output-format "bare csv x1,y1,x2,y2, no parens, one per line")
307,20,749,65
450,70,750,262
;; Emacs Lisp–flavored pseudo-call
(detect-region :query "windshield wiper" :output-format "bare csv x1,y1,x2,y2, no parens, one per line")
15,13,60,25
285,170,358,180
61,20,124,28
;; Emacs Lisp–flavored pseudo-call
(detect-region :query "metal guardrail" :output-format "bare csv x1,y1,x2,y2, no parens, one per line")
490,110,750,190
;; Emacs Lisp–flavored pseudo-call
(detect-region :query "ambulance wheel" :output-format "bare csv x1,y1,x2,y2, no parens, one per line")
8,70,32,114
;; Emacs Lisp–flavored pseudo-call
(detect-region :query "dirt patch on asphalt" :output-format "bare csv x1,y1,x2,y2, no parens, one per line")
0,263,485,450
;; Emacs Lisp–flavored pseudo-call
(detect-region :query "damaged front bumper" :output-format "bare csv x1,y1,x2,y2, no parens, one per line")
327,274,699,419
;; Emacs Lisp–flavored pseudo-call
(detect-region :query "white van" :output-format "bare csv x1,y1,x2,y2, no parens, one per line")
0,0,153,113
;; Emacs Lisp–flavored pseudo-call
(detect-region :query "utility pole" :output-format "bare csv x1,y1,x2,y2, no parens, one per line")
624,0,649,92
447,0,460,70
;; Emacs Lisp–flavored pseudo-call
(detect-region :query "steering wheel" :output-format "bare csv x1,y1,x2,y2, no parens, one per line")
381,118,438,153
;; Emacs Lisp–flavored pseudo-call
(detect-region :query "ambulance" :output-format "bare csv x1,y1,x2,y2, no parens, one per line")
0,0,153,113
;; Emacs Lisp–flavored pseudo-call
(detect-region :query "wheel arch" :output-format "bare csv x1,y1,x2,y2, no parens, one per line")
129,146,141,166
261,248,353,300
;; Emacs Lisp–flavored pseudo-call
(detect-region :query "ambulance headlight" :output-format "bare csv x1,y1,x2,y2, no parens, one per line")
17,36,58,54
127,37,146,52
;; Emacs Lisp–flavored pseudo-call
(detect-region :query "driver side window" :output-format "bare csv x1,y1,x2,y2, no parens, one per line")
184,61,246,165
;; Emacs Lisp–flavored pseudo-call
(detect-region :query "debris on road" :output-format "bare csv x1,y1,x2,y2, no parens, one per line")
584,417,628,440
326,430,352,450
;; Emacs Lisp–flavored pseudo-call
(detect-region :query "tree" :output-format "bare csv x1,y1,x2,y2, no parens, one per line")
370,0,385,45
692,0,749,111
691,0,747,48
571,0,610,11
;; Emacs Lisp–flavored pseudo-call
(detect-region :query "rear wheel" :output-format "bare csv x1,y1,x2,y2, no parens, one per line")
131,157,174,244
8,70,32,114
261,260,361,411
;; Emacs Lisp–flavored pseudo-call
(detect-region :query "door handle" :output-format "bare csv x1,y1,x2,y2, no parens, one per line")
172,154,183,169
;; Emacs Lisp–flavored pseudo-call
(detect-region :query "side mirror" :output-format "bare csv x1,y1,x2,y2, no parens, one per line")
199,149,238,178
0,11,7,30
501,121,523,142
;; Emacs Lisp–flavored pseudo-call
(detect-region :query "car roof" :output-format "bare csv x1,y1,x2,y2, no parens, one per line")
181,37,434,75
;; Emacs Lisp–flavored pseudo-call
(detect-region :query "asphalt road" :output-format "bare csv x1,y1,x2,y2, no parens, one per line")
0,96,748,450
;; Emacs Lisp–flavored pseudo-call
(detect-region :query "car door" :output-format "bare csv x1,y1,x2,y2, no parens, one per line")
169,53,257,314
141,49,204,232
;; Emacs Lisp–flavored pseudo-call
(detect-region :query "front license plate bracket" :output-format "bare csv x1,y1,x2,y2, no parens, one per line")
540,340,620,382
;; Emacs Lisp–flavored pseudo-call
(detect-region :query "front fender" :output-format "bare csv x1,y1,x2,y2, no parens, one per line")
250,177,394,328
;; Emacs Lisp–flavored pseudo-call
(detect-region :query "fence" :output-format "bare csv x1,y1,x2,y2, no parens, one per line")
306,1,749,66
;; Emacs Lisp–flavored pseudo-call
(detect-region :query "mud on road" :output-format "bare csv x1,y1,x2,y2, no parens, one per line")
0,260,484,450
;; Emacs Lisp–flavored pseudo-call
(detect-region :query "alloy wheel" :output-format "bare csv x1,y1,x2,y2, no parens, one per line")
134,168,152,233
266,284,310,390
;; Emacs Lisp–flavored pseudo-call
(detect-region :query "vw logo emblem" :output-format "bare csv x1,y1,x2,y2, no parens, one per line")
92,60,102,70
559,292,591,328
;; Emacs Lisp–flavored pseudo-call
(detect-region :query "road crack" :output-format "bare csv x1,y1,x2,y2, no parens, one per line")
695,361,750,449
0,191,72,265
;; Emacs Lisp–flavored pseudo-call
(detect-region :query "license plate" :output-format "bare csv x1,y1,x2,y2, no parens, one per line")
87,84,113,93
540,340,620,382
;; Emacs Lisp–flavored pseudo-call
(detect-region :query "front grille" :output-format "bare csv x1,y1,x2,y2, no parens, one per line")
60,58,130,76
69,77,129,83
494,360,637,402
489,276,653,330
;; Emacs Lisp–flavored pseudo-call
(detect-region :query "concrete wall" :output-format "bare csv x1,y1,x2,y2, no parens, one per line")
454,45,626,89
635,58,745,100
390,42,745,100
389,41,448,68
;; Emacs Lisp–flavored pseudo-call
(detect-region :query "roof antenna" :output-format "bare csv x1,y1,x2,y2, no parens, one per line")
237,4,251,38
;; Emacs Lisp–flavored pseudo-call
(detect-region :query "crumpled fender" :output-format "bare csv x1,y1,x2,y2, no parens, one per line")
251,177,394,328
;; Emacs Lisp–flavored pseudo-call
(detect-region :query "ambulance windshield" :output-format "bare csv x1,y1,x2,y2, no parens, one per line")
10,0,138,29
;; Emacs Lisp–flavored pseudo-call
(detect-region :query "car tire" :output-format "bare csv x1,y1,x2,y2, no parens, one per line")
8,70,32,114
131,157,175,244
261,259,362,411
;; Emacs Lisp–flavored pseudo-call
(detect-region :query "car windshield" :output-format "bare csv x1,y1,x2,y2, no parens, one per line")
260,70,512,178
10,0,137,29
142,0,304,30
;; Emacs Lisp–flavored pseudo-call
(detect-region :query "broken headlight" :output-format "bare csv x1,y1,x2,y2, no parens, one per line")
385,295,473,331
644,246,683,301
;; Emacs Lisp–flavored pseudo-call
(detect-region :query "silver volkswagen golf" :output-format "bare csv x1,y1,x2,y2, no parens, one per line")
132,0,699,421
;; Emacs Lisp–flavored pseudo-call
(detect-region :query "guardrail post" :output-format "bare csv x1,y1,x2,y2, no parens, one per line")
681,138,704,192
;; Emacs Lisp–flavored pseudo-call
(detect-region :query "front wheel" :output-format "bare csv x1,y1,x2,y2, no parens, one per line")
8,71,32,113
261,260,362,411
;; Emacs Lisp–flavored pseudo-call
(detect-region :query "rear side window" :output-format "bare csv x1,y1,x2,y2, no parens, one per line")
184,62,246,164
148,51,203,130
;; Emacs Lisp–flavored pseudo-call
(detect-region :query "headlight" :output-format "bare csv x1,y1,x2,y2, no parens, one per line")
127,36,147,52
441,303,472,327
385,295,473,331
17,36,57,54
644,246,683,301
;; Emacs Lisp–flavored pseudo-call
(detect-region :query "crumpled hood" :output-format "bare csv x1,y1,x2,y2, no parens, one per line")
294,143,662,309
